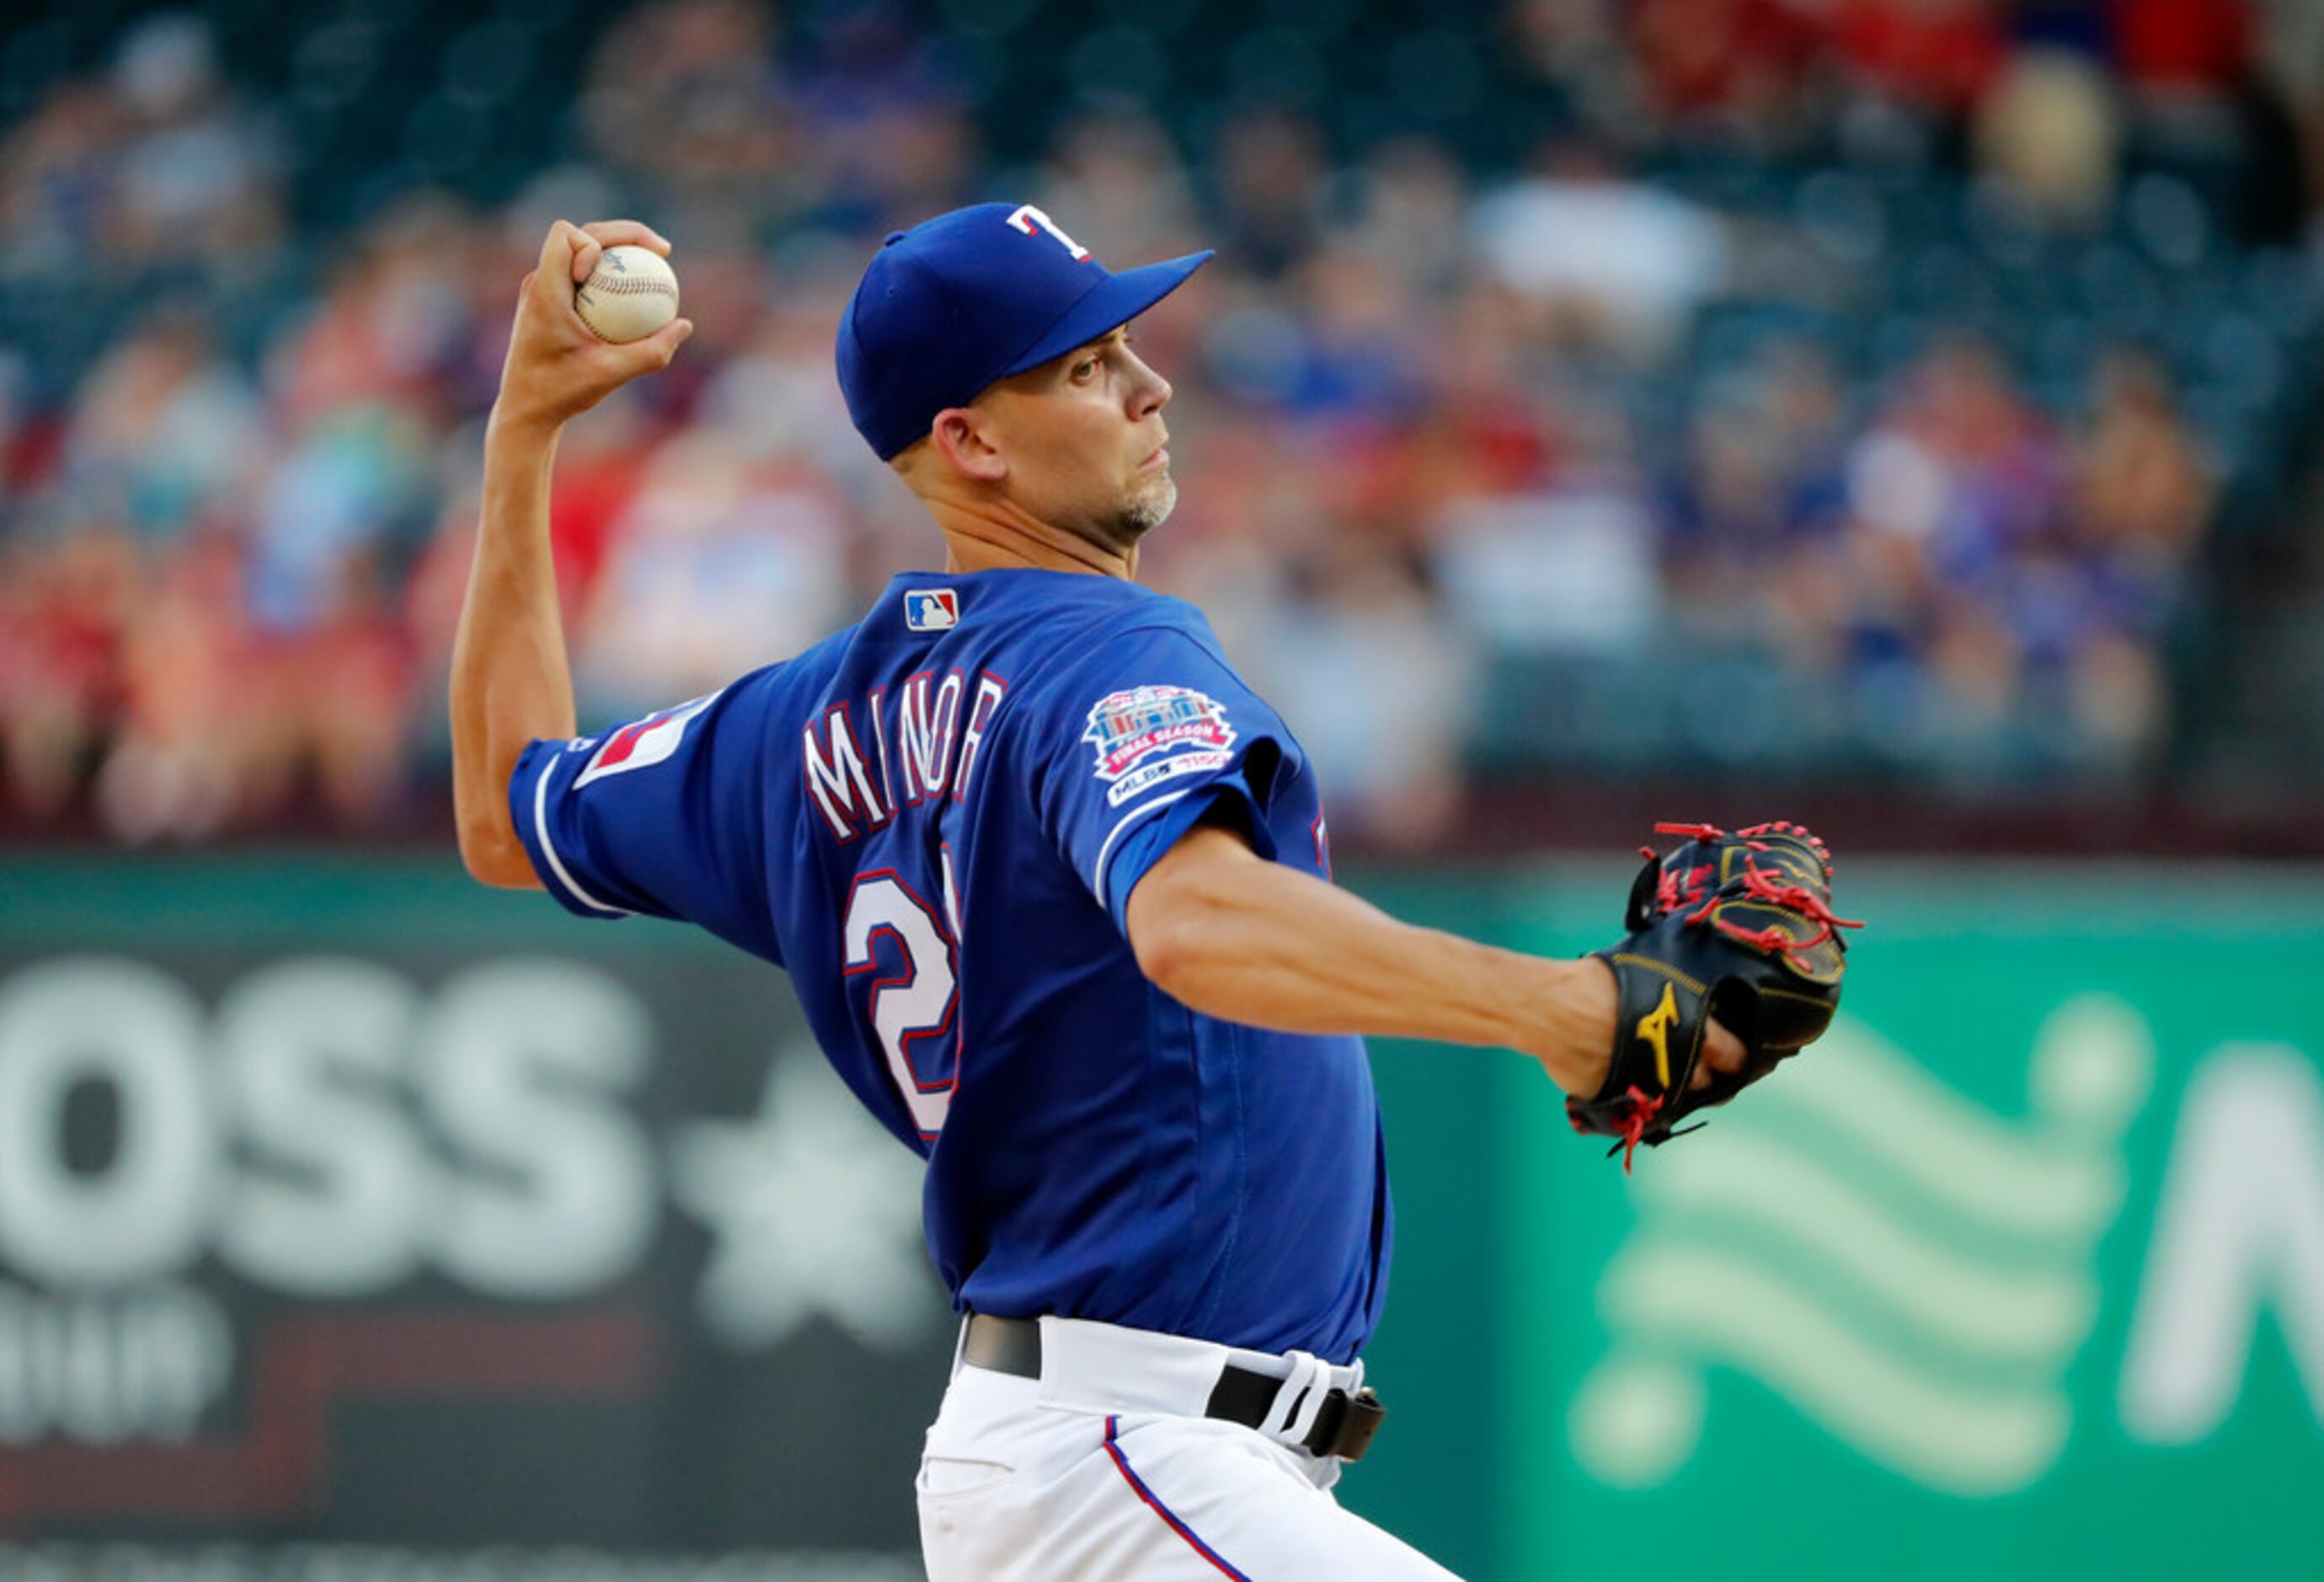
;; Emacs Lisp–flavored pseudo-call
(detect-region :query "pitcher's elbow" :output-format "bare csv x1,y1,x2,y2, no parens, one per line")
456,800,537,890
1129,884,1231,1006
1124,825,1253,1005
1133,918,1199,1001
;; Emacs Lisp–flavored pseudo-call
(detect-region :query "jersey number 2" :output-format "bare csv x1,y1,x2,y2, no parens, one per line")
842,872,957,1138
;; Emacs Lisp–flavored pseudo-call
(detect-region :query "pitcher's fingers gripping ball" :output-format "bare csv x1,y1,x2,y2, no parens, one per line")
1568,820,1862,1169
495,221,693,434
575,243,681,343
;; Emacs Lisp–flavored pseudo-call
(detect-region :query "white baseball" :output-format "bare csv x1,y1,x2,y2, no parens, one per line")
574,244,680,343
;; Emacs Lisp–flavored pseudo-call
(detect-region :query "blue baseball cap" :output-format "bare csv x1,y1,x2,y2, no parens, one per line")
836,202,1213,461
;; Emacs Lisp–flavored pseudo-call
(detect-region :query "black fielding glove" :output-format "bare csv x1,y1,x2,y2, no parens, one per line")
1567,820,1860,1170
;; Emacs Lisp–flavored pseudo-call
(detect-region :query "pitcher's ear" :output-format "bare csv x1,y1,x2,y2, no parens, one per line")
931,408,1007,484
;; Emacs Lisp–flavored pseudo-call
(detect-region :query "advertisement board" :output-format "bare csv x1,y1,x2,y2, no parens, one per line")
0,854,949,1579
1501,867,2324,1581
1,857,2316,1580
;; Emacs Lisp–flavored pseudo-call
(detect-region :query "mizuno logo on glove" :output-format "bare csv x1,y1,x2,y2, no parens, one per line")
1637,981,1680,1089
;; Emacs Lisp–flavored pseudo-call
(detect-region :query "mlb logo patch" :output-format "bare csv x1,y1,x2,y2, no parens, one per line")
906,589,960,632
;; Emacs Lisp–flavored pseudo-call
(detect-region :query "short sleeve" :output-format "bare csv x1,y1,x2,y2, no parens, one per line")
507,679,783,964
1026,625,1296,934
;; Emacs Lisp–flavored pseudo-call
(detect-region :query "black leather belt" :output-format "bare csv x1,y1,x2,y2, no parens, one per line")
961,1312,1387,1463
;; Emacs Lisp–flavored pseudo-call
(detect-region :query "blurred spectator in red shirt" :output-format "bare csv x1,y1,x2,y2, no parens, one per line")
3,529,134,821
1628,0,1826,146
2110,0,2254,97
95,527,249,841
1830,0,2010,116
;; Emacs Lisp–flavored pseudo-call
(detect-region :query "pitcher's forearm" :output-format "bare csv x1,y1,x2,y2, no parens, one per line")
449,219,689,887
449,415,576,881
1128,832,1613,1092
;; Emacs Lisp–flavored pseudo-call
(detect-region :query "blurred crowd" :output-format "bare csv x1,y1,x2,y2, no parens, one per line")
0,0,2313,847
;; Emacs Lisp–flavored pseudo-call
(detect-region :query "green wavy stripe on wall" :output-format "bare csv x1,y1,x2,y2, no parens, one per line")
1739,1015,2137,1240
1634,1133,2100,1363
1597,1243,2073,1495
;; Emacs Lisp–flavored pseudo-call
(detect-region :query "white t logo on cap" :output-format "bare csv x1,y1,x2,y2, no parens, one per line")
1007,204,1090,260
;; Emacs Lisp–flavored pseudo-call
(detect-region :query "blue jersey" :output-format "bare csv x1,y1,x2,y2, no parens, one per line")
510,569,1392,1362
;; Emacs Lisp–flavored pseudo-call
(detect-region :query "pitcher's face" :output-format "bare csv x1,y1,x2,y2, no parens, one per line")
980,325,1178,553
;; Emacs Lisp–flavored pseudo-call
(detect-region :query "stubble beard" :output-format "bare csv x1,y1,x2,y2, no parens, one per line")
1111,468,1178,543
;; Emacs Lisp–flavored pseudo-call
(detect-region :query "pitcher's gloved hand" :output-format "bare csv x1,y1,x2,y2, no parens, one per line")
1568,821,1861,1170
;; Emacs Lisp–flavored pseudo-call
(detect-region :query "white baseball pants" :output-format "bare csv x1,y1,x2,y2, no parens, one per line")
916,1316,1464,1580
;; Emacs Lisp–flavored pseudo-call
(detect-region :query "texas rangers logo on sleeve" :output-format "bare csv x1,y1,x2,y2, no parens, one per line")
575,691,720,786
1083,685,1237,808
905,589,959,632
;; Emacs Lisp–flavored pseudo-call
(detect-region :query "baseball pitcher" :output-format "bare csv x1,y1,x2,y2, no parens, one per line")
451,207,1850,1579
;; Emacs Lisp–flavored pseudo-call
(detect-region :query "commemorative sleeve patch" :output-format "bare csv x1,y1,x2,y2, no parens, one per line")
1082,684,1237,808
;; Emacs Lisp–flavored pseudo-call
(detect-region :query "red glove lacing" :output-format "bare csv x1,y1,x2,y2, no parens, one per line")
1569,1084,1666,1173
1652,820,1863,968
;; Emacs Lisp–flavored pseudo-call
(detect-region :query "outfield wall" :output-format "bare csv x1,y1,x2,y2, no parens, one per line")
0,856,2315,1580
